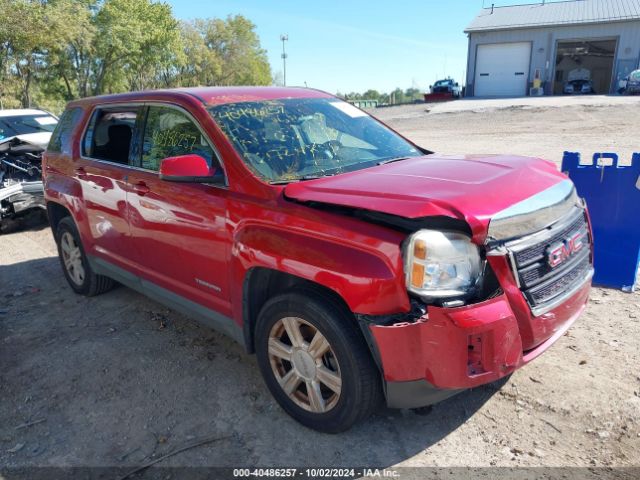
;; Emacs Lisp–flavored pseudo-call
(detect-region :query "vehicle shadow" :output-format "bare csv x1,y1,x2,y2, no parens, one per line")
0,210,49,235
299,377,509,467
1,255,510,468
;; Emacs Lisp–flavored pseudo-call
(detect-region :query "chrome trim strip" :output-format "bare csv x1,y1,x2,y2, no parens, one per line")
505,205,585,254
485,245,508,256
530,268,593,317
487,179,580,241
77,157,153,174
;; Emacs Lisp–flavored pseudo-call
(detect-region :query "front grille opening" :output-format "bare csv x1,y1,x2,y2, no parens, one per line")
507,209,592,314
526,257,591,305
513,213,586,268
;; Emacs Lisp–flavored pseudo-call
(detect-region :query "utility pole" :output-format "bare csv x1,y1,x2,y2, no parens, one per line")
280,34,288,86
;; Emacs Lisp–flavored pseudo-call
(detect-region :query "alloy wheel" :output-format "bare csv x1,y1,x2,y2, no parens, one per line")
268,316,342,413
60,231,85,286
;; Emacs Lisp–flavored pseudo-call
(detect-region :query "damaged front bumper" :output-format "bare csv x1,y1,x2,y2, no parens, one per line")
358,280,590,409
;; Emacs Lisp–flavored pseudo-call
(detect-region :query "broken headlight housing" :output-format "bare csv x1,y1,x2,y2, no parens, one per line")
404,230,482,300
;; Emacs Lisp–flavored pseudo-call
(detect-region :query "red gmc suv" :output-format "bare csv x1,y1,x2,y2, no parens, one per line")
43,87,593,433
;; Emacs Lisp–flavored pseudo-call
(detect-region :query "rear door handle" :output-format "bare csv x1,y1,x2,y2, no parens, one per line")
133,181,150,196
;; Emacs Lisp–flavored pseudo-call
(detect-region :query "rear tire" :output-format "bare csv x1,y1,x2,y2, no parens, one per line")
255,289,382,433
55,217,114,296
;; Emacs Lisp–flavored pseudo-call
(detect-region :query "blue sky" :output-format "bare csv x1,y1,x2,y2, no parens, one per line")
166,0,541,94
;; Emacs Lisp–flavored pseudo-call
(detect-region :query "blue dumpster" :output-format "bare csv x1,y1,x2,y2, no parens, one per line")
562,152,640,291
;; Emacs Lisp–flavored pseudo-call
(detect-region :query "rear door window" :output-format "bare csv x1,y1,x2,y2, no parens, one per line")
141,105,219,172
82,107,141,165
48,108,82,154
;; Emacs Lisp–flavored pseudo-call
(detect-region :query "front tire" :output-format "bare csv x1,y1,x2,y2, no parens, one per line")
255,289,382,433
55,217,114,296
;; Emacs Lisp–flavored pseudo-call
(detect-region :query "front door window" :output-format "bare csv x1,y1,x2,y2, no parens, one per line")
141,106,219,172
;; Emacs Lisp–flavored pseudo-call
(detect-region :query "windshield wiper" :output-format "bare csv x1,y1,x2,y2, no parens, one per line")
301,174,332,181
269,174,333,185
377,156,411,165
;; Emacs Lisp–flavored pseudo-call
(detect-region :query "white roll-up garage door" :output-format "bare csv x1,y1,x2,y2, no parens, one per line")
474,42,531,97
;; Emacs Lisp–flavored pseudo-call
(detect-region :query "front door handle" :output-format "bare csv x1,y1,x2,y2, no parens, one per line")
133,181,150,196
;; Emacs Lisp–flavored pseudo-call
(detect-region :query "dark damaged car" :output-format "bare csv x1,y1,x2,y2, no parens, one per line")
0,109,58,231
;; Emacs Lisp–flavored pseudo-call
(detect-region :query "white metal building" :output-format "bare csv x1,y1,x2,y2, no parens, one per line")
464,0,640,96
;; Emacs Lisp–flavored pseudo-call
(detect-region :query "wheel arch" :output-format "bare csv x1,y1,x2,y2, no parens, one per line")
242,267,353,354
231,222,408,324
46,201,73,237
232,222,410,353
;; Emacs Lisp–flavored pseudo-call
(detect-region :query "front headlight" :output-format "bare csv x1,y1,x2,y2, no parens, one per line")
404,230,482,300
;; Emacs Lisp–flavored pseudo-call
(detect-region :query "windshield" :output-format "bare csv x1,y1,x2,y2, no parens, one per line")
631,71,640,80
209,98,421,183
0,114,58,140
434,80,451,86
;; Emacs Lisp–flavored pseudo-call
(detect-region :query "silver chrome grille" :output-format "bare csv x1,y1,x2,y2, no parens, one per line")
504,207,593,316
487,180,580,241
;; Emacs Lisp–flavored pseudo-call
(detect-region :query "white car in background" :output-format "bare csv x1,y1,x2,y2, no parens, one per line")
0,109,59,232
563,68,595,95
624,69,640,95
0,109,58,147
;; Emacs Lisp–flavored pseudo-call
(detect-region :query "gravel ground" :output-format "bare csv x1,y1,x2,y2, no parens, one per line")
371,95,640,167
1,96,639,473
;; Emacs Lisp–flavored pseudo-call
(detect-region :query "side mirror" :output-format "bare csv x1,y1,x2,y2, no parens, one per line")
455,83,459,87
429,85,433,89
159,154,222,183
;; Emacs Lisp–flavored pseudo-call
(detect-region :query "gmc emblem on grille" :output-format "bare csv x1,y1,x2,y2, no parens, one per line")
547,232,584,268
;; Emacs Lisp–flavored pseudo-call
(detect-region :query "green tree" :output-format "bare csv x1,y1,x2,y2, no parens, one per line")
46,0,97,100
362,89,381,101
0,3,273,109
92,0,182,94
195,15,271,86
404,87,422,101
1,0,55,107
171,21,222,87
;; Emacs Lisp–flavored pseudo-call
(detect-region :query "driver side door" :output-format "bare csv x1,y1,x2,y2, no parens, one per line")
126,104,232,317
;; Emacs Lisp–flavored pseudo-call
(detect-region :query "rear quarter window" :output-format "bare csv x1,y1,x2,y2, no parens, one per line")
48,107,83,155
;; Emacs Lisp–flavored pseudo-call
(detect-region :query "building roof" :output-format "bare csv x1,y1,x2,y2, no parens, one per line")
465,0,640,32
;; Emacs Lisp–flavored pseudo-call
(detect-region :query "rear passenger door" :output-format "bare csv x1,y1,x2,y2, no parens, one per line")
126,104,232,317
78,105,142,268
